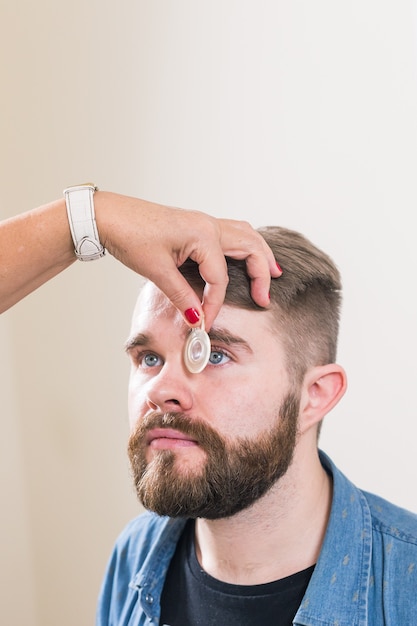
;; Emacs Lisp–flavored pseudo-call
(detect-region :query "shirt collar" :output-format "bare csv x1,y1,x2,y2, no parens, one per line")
131,516,186,621
294,451,372,626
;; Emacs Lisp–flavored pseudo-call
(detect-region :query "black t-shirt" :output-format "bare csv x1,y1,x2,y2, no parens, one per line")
160,520,314,626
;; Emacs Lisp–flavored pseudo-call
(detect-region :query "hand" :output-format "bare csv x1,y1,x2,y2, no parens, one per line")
97,193,281,330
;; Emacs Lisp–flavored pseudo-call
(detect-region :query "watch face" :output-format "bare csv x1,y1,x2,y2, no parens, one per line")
183,327,211,374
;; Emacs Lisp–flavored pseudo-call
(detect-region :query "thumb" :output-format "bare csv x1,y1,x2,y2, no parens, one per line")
152,268,205,328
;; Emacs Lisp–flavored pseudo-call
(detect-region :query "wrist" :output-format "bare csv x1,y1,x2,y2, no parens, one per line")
93,190,114,247
94,191,153,254
33,198,77,267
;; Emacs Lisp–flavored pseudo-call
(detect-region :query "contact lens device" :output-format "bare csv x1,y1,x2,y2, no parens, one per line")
183,320,211,374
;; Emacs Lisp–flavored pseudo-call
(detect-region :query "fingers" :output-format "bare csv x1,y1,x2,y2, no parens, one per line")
98,194,281,331
201,283,228,331
216,219,282,307
193,253,230,331
165,236,230,330
194,220,282,328
150,218,281,331
244,245,282,307
147,262,206,327
146,242,230,331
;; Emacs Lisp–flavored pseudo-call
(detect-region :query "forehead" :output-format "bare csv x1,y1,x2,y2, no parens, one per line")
131,282,185,331
130,282,279,346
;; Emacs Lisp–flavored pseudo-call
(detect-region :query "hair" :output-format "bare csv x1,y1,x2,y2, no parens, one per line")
180,226,342,385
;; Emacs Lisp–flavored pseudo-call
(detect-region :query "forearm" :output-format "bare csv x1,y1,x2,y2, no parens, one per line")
0,191,153,313
0,198,76,313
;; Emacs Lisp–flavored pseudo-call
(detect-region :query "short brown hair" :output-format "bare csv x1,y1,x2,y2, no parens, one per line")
180,226,342,383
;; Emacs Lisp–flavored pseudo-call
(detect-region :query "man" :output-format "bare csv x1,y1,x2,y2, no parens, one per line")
97,226,417,625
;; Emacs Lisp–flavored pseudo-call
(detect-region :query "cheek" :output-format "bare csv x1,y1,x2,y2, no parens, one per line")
207,371,288,438
208,385,270,437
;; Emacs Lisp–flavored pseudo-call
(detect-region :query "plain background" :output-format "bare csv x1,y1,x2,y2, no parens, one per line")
1,1,417,624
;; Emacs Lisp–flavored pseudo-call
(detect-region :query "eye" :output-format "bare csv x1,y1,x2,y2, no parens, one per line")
137,352,163,369
208,348,231,366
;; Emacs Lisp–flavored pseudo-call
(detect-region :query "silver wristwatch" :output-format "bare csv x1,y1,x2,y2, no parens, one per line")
64,183,105,261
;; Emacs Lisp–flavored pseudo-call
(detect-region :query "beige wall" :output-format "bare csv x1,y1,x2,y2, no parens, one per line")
0,318,37,624
1,1,417,624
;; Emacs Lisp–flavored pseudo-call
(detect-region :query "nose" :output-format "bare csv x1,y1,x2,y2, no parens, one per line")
145,364,194,414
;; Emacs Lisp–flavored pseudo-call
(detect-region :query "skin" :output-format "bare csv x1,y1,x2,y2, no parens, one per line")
0,191,281,326
126,282,347,585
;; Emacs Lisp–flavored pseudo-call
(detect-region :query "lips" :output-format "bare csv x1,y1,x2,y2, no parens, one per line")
146,428,198,449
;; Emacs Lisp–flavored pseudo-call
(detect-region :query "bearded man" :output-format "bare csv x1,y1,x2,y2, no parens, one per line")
97,226,417,626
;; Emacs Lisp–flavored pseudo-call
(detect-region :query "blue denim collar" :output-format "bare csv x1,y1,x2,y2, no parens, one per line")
293,451,372,625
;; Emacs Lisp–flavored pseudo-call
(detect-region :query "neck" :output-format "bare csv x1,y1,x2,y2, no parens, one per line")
194,448,331,585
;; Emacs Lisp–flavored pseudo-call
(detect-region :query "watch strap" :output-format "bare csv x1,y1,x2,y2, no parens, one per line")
64,183,105,261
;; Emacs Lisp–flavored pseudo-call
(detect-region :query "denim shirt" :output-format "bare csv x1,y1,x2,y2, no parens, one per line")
97,451,417,625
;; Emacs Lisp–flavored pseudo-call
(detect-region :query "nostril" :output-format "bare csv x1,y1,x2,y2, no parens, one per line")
147,398,181,411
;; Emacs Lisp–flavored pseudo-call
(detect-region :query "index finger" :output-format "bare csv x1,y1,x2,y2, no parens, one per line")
189,245,230,331
215,219,282,301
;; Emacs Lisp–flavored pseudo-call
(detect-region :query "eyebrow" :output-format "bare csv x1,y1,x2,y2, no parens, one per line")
208,327,253,354
124,328,253,354
124,333,150,352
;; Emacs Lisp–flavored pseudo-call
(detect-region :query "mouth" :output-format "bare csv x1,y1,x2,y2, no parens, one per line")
146,428,199,450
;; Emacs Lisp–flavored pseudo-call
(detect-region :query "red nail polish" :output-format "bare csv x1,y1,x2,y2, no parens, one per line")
184,308,200,324
276,262,283,273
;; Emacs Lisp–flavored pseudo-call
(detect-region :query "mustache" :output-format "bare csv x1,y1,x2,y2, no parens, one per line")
130,411,224,449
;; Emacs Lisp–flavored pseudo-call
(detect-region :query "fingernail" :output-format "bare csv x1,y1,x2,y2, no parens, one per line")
184,308,200,324
276,262,283,273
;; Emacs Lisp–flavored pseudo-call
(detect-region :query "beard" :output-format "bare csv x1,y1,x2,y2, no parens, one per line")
128,392,299,520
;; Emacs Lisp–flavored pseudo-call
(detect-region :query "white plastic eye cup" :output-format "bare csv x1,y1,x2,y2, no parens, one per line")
183,319,211,374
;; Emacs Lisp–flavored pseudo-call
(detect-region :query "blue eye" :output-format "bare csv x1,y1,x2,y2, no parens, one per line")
208,349,231,365
140,353,163,368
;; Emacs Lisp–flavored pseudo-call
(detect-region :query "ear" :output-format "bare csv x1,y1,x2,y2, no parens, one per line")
298,364,347,434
